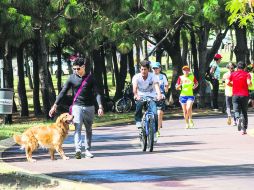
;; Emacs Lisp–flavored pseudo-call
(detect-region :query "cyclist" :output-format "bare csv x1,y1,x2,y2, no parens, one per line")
132,60,163,134
176,65,198,129
222,62,236,126
227,61,252,135
151,62,168,135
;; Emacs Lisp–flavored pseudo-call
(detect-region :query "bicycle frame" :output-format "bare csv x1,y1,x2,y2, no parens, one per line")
143,110,156,136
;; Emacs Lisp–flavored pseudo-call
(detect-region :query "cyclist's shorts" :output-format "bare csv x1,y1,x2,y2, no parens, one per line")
156,100,166,111
179,96,195,104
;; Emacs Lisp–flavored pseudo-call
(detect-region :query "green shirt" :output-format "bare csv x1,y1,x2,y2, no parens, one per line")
180,74,195,96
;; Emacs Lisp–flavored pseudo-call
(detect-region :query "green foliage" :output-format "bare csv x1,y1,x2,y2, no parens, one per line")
226,0,254,27
116,38,134,54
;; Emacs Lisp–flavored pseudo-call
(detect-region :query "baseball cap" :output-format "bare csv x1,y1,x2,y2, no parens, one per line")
182,65,190,71
214,54,222,59
151,62,161,68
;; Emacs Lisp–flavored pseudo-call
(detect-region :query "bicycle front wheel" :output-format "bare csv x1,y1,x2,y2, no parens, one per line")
139,128,147,151
115,97,132,113
147,117,154,152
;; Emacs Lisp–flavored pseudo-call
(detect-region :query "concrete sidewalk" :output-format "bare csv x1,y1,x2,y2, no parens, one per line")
1,111,254,190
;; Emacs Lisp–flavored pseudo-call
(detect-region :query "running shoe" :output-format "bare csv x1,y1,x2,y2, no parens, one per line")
156,130,160,138
242,128,247,135
185,123,190,129
75,151,82,159
189,120,195,128
227,116,232,125
237,118,242,131
84,150,94,158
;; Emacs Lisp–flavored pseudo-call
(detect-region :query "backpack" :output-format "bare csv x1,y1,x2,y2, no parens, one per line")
205,65,217,81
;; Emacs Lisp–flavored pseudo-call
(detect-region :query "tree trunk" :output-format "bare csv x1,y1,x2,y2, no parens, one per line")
156,48,163,63
190,30,199,80
17,45,29,116
114,54,127,100
135,40,141,73
181,30,188,65
234,23,250,64
92,49,104,94
56,43,62,92
197,25,210,108
154,28,183,105
2,41,15,123
112,45,120,90
106,49,115,86
230,29,234,62
128,49,135,80
35,29,51,118
24,49,33,89
144,40,148,60
100,46,109,97
32,39,42,116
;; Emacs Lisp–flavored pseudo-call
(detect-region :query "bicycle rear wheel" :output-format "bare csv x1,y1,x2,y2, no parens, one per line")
115,97,132,113
139,128,147,151
147,117,154,152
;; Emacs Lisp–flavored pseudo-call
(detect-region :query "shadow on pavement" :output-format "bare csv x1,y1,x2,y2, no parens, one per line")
47,164,254,184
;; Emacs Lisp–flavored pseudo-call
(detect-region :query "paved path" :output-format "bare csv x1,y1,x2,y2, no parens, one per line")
1,112,254,190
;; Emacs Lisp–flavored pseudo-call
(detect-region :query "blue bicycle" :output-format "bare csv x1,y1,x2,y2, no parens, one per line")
139,97,157,152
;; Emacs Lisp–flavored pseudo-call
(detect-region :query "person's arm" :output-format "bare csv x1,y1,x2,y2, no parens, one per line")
193,77,199,89
49,76,72,117
163,75,169,93
175,76,182,90
226,74,233,87
247,73,252,87
132,75,140,100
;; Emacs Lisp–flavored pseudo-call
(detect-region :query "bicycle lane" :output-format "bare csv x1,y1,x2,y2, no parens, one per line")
1,113,254,190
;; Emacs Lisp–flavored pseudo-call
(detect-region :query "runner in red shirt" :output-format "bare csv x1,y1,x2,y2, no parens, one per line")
227,62,252,135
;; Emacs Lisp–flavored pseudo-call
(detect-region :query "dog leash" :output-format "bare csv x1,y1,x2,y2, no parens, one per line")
69,73,91,114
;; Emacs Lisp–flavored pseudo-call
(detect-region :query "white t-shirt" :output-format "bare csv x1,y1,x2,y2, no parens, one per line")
154,73,168,94
132,72,159,98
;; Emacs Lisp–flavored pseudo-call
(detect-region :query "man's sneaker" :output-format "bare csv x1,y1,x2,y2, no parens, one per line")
227,116,232,125
85,150,94,158
136,122,142,129
233,122,237,126
185,123,190,129
237,118,242,131
189,120,195,128
242,128,247,135
75,151,82,159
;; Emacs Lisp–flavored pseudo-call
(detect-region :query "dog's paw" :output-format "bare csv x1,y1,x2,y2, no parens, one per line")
28,158,37,162
63,156,70,160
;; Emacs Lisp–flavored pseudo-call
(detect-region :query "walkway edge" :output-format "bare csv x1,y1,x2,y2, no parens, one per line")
0,138,111,190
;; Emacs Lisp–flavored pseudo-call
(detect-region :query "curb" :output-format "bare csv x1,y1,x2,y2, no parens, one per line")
0,138,110,190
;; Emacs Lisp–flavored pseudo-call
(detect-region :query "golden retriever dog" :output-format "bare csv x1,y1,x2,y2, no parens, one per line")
13,113,74,162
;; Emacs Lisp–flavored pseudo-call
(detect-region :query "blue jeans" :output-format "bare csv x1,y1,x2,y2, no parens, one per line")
135,99,158,131
72,105,95,152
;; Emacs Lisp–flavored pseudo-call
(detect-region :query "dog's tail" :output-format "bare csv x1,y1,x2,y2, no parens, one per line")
13,134,23,145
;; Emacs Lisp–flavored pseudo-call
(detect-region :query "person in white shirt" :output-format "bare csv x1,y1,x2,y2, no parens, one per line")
132,60,162,131
151,62,168,136
222,63,236,126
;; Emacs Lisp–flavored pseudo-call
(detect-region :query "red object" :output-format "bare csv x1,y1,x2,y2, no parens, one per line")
229,70,251,96
69,55,78,62
214,53,222,59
